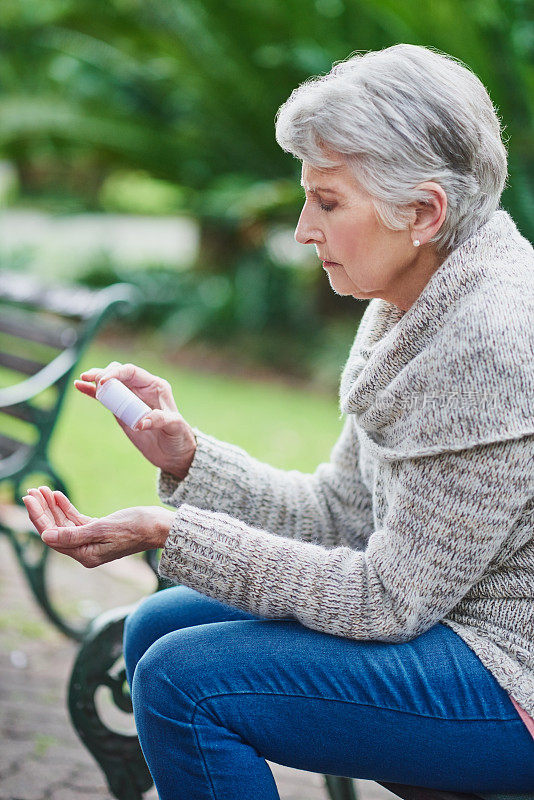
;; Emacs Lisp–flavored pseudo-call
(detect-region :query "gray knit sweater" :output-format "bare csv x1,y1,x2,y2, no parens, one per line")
157,208,534,720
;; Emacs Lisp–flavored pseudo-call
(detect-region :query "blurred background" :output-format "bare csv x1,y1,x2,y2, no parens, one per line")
1,0,533,390
0,3,533,798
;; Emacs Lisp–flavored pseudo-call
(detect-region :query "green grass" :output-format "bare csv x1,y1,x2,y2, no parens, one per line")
44,341,344,517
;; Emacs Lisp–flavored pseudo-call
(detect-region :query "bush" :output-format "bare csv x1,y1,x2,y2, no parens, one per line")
76,247,340,378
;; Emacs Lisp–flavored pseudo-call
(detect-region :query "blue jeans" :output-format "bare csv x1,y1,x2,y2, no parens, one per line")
123,586,534,800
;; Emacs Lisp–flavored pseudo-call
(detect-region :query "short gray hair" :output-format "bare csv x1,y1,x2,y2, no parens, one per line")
275,44,508,254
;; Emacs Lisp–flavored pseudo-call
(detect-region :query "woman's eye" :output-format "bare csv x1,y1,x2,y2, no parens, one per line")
320,202,335,212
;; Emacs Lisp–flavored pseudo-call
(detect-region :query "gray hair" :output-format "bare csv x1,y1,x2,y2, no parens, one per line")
275,44,508,254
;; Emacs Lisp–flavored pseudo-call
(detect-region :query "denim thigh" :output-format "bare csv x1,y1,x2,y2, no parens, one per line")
125,587,534,797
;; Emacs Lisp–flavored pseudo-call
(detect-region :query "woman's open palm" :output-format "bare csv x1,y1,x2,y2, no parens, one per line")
22,487,174,567
23,487,94,537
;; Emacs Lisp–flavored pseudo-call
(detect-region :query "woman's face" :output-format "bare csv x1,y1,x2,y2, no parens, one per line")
295,161,440,311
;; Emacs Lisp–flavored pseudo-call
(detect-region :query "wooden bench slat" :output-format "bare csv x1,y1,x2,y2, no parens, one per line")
0,307,79,349
0,432,29,458
0,351,47,376
1,402,39,423
0,271,106,319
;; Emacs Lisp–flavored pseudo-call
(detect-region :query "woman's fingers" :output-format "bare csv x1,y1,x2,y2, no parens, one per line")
98,362,163,392
22,492,54,534
23,488,92,534
39,485,69,527
79,368,106,383
25,487,55,521
75,364,117,398
35,505,168,569
135,408,182,431
73,379,97,399
53,490,93,525
156,380,179,414
78,362,179,415
79,362,121,388
41,521,100,551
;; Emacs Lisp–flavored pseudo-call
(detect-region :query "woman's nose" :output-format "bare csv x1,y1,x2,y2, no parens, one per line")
294,206,325,245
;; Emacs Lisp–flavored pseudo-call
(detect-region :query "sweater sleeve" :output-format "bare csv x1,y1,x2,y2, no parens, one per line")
158,435,534,642
157,416,374,550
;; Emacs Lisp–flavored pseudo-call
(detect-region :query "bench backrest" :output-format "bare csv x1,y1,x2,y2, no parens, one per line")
0,269,141,493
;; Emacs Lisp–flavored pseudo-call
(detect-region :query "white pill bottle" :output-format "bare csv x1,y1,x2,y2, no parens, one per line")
95,378,151,429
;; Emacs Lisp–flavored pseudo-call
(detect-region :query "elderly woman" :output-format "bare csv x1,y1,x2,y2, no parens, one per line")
23,44,534,799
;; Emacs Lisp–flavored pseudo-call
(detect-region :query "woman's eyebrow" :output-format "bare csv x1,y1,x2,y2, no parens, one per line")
300,182,340,195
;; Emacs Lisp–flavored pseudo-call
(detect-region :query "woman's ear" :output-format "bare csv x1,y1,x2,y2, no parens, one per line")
412,182,447,245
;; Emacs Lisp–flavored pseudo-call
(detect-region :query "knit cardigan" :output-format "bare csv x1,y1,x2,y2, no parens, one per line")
157,208,534,721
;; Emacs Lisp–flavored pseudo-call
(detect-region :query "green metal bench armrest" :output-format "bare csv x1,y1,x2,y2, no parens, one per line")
0,281,141,409
0,349,78,408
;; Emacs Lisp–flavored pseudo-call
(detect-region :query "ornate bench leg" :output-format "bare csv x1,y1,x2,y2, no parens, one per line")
324,775,359,800
68,605,153,800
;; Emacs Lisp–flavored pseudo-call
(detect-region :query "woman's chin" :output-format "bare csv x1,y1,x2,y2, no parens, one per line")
326,274,351,296
328,282,351,297
328,277,366,298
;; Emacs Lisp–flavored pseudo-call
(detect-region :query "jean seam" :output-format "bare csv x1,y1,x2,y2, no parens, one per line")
190,714,219,800
135,671,219,800
158,686,521,800
192,689,521,724
187,688,523,797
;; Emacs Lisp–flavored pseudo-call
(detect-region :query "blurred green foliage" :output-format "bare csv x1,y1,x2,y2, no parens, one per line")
75,248,361,386
0,0,532,232
99,170,189,215
0,0,532,377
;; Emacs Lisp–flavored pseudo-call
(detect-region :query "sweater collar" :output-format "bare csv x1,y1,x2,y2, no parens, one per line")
339,209,534,459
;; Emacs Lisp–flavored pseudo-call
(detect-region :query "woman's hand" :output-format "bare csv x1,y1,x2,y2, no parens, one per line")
74,361,196,479
22,487,175,568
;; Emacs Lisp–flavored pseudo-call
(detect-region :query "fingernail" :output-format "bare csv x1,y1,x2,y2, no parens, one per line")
42,530,58,543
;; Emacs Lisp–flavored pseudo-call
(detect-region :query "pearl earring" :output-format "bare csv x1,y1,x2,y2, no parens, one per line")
413,239,421,247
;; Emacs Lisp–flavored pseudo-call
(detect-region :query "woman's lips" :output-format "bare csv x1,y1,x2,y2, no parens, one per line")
322,260,341,269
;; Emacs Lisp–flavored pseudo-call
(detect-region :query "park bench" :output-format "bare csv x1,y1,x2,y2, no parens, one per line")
0,268,142,640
